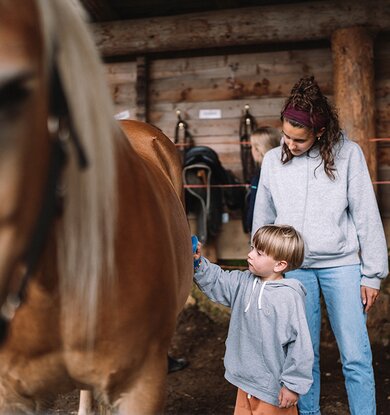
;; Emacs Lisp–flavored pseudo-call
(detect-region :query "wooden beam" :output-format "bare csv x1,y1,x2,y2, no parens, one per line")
331,27,377,182
91,0,390,57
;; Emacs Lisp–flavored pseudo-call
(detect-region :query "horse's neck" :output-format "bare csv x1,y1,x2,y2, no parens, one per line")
36,226,60,291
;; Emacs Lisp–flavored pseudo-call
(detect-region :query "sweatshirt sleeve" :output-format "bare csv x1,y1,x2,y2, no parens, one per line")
347,144,389,289
194,258,247,307
251,154,277,239
279,294,314,395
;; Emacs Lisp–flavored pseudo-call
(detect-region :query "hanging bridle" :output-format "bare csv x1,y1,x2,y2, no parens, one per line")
174,109,193,163
239,104,257,184
0,64,88,344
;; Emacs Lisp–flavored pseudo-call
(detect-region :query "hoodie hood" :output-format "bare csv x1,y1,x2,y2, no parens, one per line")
245,277,306,313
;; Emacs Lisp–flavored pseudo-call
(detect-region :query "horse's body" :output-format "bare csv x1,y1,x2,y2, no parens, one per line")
0,1,192,413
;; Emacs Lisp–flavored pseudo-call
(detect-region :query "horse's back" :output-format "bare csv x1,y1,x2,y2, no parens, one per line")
120,120,185,205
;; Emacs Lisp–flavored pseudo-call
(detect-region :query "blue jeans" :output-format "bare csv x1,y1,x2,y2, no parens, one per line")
286,265,375,415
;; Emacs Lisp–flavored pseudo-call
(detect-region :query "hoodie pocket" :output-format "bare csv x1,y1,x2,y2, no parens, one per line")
225,331,271,390
306,216,347,257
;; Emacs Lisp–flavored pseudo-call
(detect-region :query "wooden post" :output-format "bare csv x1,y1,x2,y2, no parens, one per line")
136,56,148,122
331,27,377,182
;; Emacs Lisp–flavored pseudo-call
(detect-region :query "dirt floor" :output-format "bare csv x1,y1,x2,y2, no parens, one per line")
52,302,390,415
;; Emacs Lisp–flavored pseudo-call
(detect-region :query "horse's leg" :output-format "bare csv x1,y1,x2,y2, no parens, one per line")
116,352,167,415
78,390,94,415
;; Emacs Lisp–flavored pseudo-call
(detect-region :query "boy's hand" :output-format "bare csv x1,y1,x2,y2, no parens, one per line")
192,235,202,271
278,386,298,409
194,242,202,261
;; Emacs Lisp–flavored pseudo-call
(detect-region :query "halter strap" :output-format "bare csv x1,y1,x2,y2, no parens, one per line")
0,62,88,344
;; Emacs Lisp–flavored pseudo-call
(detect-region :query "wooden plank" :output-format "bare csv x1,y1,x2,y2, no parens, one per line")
150,73,332,103
156,118,282,140
149,49,333,80
150,97,287,120
109,83,136,105
91,0,390,57
136,56,148,121
105,62,137,84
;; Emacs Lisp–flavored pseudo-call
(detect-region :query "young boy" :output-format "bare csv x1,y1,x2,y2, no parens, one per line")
193,225,313,414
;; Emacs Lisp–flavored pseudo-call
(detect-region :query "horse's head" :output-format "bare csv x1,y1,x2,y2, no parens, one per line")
0,1,52,311
0,0,118,341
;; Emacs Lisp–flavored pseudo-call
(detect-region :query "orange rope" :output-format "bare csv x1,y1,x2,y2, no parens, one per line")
185,182,390,188
179,137,390,187
175,141,252,146
176,138,390,147
184,183,250,188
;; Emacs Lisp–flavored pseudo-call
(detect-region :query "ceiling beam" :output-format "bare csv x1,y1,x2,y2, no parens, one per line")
91,0,390,57
80,0,118,22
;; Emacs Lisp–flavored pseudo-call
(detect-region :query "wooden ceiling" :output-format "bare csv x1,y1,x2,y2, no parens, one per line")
80,0,314,22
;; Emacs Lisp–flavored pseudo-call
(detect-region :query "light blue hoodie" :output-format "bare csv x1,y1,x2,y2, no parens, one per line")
194,258,314,407
252,135,389,289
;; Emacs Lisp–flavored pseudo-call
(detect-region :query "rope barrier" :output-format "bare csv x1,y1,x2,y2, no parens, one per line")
178,135,390,188
185,181,390,188
184,183,250,188
175,138,390,147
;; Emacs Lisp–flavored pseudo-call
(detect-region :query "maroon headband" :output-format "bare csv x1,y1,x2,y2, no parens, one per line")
282,105,327,130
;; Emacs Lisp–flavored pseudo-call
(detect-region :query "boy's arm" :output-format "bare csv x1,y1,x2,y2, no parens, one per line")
194,258,246,308
279,296,314,396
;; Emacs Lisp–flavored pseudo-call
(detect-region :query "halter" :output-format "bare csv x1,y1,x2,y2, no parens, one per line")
0,64,88,344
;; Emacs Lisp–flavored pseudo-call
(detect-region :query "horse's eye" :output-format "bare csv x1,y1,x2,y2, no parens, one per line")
0,84,30,116
0,73,35,120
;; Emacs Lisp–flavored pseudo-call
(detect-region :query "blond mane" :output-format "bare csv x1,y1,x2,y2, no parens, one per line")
36,0,118,339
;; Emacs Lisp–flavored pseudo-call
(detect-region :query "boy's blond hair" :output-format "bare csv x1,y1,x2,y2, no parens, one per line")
250,127,281,164
252,225,304,272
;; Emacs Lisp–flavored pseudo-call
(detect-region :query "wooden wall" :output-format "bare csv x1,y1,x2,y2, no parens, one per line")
105,34,390,258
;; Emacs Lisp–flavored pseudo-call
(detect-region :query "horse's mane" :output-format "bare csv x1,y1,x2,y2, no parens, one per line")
36,0,118,339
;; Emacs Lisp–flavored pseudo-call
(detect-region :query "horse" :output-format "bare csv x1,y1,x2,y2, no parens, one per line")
0,1,192,414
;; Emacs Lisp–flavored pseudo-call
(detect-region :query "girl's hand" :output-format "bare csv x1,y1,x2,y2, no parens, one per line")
361,286,380,313
278,386,298,409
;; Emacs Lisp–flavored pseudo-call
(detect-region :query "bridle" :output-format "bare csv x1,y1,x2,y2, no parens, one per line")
0,64,88,344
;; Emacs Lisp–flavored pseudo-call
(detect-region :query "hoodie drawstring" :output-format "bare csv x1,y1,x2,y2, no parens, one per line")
258,281,267,309
245,279,268,312
244,279,258,313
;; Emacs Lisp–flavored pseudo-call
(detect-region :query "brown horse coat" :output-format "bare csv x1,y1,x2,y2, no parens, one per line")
0,1,192,413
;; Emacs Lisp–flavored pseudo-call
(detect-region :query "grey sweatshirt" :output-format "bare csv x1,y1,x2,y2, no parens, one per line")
252,136,389,290
194,258,314,407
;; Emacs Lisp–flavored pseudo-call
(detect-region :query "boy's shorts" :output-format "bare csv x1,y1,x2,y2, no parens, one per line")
234,388,298,415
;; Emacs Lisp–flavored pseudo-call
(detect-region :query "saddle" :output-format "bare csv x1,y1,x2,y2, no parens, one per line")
183,146,245,244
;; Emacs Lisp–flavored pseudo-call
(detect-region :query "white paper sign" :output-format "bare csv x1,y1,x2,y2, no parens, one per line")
115,110,131,120
199,109,222,119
